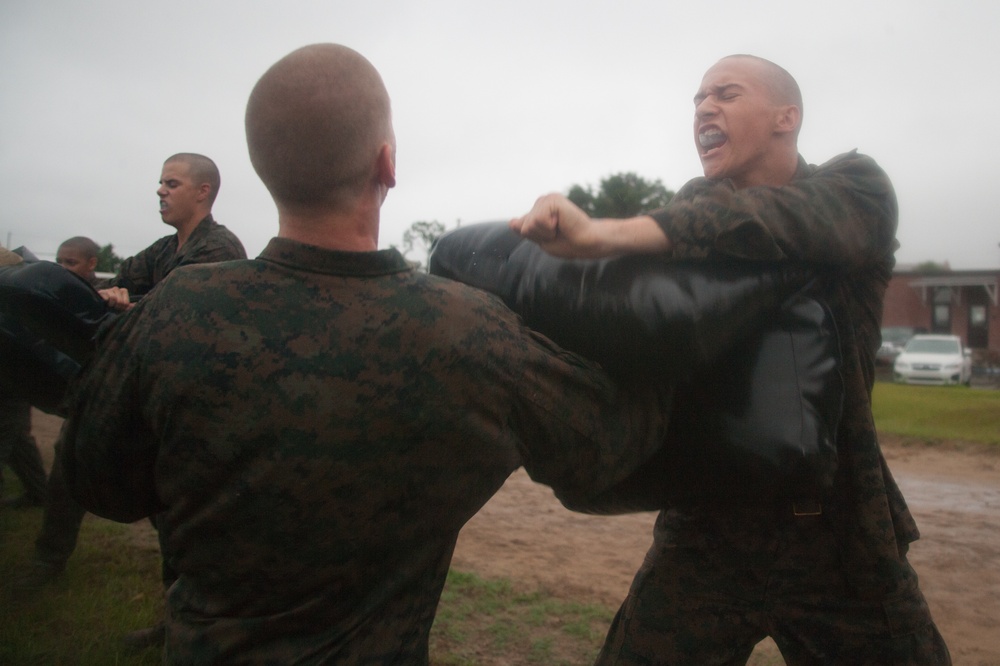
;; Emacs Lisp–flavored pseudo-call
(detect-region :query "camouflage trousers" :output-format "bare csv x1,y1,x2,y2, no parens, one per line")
596,505,951,665
34,429,88,567
0,399,48,503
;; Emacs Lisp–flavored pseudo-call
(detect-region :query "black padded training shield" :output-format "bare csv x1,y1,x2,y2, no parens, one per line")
429,222,843,509
0,261,113,414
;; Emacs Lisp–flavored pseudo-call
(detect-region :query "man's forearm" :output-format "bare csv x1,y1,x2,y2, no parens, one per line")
588,216,671,256
510,193,671,259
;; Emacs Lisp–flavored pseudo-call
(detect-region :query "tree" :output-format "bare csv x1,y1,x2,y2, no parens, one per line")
400,220,448,271
567,172,674,218
915,261,950,273
95,243,125,274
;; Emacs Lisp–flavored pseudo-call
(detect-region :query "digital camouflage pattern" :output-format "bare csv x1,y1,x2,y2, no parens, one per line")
63,238,669,665
598,151,950,663
98,214,246,297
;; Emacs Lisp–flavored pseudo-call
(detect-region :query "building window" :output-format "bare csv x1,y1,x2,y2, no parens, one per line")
932,287,952,333
968,303,989,349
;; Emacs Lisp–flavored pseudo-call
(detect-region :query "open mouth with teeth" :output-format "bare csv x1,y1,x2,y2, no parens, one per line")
698,128,727,154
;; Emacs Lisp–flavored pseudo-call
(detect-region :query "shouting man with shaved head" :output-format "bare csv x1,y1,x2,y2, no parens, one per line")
61,44,669,664
510,54,950,664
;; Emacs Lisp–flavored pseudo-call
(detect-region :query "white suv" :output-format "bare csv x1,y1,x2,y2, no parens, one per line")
892,334,972,386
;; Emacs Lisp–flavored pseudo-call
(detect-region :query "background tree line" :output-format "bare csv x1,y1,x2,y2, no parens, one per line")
95,244,125,274
399,172,674,269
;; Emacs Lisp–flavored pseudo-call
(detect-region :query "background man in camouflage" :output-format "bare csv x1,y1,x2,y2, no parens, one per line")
18,157,246,651
61,44,668,664
511,55,950,664
97,152,246,310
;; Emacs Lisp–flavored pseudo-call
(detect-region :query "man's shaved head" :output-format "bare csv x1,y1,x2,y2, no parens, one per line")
246,44,394,213
164,153,221,204
721,54,803,122
58,236,100,260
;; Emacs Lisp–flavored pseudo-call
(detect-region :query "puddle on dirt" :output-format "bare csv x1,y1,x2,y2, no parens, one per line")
894,475,1000,514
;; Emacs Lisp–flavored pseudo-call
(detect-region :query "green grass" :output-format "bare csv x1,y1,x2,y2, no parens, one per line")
430,569,614,665
0,498,164,665
872,381,1000,445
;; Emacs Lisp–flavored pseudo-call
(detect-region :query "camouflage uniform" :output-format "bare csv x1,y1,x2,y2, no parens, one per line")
62,237,669,665
32,215,246,572
98,214,247,296
597,151,951,664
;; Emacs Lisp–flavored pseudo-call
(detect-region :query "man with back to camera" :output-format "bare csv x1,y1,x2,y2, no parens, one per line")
510,55,950,664
60,43,671,664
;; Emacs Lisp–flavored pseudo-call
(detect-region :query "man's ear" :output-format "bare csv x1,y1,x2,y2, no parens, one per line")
86,257,98,273
376,143,396,190
775,104,801,136
196,182,212,203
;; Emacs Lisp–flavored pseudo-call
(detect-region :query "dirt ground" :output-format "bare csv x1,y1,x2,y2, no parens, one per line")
28,411,1000,665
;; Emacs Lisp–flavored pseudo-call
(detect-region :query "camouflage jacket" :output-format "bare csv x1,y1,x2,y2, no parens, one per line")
100,215,246,297
63,238,668,664
650,150,913,593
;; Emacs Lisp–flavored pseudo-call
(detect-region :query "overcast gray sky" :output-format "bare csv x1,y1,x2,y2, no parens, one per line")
2,0,997,269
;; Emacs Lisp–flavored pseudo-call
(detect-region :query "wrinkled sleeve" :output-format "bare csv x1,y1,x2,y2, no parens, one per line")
61,302,163,522
652,151,898,266
101,241,163,294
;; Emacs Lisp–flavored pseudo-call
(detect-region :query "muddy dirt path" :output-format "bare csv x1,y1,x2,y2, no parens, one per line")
450,435,1000,665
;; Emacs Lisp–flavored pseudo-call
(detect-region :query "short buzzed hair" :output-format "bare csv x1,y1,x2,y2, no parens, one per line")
164,153,221,204
58,236,100,259
245,44,393,212
723,54,803,123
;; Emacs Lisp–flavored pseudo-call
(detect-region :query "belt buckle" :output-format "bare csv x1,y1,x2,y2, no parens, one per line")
792,500,822,517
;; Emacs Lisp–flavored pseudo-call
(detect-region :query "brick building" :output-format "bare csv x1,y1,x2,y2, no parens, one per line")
883,269,1000,362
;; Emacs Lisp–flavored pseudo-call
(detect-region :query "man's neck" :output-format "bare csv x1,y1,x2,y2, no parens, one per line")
172,213,209,250
735,146,800,189
276,201,380,252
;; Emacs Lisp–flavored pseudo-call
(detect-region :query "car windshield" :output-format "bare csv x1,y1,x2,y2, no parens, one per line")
881,327,915,344
905,338,960,355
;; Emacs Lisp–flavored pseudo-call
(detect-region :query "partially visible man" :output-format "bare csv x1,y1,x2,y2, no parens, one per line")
55,236,100,285
0,239,89,509
62,44,668,664
511,55,950,664
18,157,246,615
97,153,246,310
